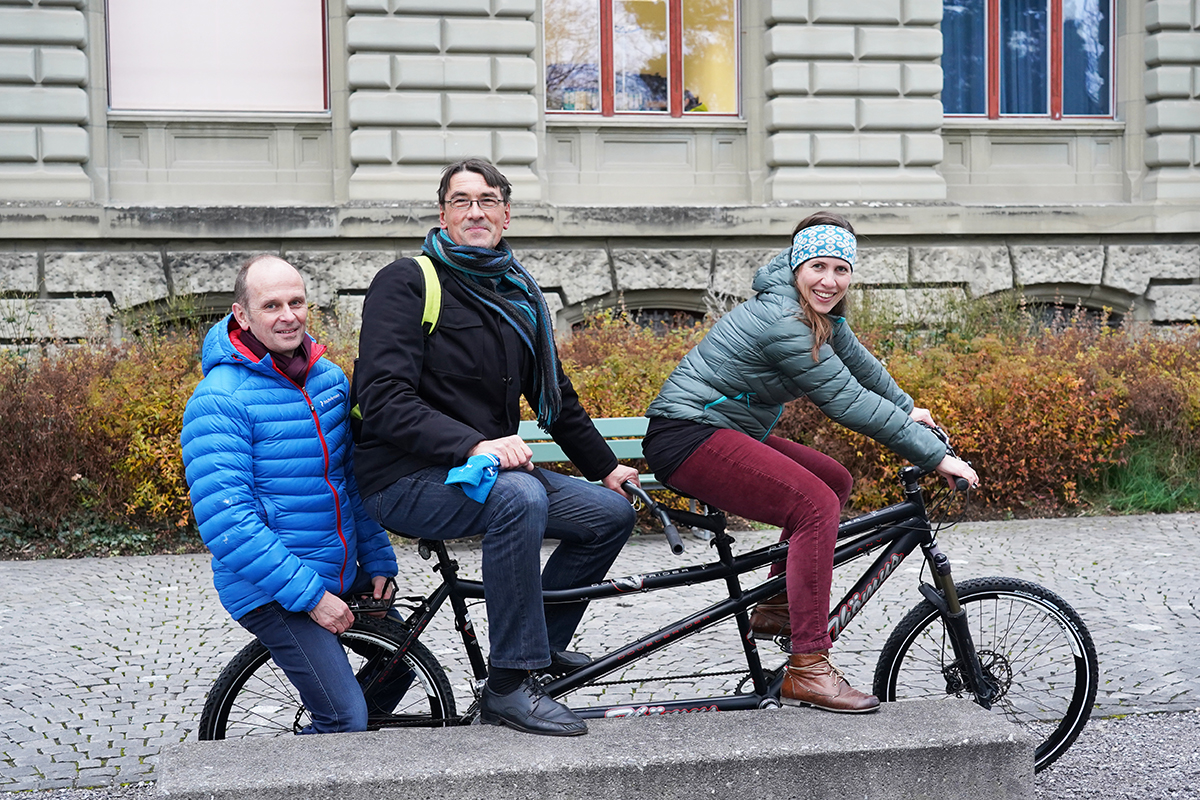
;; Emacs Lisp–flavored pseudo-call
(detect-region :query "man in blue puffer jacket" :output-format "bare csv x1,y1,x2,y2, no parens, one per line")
182,254,398,734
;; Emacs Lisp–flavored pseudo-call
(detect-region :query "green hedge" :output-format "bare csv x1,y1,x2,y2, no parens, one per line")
2,301,1197,558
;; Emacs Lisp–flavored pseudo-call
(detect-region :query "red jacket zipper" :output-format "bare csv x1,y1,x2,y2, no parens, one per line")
272,355,350,593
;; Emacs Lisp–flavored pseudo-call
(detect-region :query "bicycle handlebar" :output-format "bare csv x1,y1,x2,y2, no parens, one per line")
622,481,685,555
918,422,973,493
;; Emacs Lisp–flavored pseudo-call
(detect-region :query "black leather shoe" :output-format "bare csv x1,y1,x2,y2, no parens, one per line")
479,676,587,736
543,649,592,677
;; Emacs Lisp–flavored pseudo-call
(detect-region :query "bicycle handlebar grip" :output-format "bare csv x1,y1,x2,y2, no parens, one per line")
954,477,969,492
622,480,685,555
661,517,685,555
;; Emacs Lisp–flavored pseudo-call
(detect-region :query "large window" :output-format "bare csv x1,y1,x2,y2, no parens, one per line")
942,0,1112,118
107,0,328,113
545,0,738,116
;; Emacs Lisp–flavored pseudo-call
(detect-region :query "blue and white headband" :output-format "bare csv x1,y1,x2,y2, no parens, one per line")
790,225,856,270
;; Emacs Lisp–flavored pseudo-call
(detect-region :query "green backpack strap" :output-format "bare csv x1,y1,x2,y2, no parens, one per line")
350,255,441,435
415,254,441,335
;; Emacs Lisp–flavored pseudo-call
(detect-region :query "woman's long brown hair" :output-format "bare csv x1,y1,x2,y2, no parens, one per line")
791,212,855,360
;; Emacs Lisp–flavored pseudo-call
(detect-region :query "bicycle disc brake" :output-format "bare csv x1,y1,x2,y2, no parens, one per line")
974,649,1012,704
941,650,1011,704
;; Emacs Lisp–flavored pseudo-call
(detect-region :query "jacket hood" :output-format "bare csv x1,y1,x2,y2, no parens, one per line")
751,247,800,301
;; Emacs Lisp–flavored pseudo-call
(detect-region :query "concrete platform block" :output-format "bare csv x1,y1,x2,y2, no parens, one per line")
156,699,1035,800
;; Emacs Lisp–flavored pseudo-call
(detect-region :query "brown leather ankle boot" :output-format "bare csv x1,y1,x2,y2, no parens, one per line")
749,591,791,640
781,651,880,713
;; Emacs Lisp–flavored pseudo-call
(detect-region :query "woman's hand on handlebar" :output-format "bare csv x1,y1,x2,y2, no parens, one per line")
604,465,641,499
909,406,938,428
935,454,979,491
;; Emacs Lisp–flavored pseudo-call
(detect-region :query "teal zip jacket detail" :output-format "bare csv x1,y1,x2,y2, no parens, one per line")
647,248,947,471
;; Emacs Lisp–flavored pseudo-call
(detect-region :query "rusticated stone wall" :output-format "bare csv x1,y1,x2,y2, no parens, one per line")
0,0,90,201
345,0,540,201
763,0,946,201
1143,0,1200,201
3,238,1197,344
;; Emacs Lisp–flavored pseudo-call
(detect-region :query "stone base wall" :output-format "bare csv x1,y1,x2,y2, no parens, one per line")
3,235,1197,344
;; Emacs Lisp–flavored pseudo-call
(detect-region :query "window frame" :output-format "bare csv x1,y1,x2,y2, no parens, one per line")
944,0,1115,121
104,0,330,115
545,0,740,119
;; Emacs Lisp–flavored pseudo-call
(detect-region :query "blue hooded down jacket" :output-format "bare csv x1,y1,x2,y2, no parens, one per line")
181,315,397,621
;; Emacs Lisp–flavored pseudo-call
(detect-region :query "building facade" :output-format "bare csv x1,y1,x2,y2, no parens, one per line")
1,0,1199,343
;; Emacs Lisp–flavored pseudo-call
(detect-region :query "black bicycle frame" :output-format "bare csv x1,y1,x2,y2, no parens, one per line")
369,467,990,721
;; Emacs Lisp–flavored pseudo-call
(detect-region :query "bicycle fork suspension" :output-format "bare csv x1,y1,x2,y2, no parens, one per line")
921,542,997,709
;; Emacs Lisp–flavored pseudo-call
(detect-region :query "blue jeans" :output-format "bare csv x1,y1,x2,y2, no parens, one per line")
366,467,635,670
237,570,400,734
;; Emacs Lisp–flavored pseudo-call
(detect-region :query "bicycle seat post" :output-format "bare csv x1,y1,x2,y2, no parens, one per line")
422,540,488,682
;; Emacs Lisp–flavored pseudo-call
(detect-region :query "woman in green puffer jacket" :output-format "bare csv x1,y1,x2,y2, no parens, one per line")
643,212,979,714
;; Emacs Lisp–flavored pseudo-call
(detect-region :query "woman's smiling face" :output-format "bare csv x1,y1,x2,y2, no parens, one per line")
794,255,852,314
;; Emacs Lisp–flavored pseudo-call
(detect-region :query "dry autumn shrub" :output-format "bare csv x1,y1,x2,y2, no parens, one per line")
0,347,131,532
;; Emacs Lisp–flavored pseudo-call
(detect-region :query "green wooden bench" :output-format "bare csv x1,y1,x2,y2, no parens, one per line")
517,416,664,492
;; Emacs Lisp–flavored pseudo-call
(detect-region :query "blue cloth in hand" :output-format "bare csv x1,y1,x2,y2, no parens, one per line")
445,454,502,503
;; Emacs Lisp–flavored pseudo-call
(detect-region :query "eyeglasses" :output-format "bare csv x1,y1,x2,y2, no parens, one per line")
445,197,504,210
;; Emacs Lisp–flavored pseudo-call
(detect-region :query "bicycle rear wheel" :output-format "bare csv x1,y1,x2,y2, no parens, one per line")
198,616,456,739
873,577,1097,772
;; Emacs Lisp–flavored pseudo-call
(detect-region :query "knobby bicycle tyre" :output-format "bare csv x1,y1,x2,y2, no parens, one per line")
197,616,456,739
872,577,1097,773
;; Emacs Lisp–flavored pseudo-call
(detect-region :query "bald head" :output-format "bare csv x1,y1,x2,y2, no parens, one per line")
231,255,308,356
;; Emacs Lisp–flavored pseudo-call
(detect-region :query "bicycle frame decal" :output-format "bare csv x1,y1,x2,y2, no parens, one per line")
604,704,719,718
828,551,904,640
610,575,645,592
615,612,715,662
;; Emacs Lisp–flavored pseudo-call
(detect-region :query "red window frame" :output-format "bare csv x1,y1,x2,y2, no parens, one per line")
979,0,1112,120
598,0,684,117
557,0,735,118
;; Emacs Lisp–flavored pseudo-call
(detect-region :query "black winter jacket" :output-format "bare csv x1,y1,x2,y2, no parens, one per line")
353,255,618,498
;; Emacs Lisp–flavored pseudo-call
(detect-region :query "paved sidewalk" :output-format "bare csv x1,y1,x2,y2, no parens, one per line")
1,512,1198,792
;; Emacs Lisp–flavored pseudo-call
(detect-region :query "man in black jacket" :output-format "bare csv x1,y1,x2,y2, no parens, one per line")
354,158,639,737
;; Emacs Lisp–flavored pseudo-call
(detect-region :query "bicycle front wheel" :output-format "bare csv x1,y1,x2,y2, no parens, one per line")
198,616,457,739
873,577,1097,773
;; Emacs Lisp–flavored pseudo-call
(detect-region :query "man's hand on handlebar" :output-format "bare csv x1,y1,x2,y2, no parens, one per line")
604,465,640,499
309,591,355,635
468,435,534,471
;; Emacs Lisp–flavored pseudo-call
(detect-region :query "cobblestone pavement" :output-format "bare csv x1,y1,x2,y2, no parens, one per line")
2,512,1198,792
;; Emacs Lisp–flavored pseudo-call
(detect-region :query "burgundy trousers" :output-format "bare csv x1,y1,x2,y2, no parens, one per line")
667,428,852,654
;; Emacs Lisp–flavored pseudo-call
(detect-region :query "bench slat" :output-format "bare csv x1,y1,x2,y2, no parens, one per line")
518,417,649,441
590,417,650,437
527,441,569,462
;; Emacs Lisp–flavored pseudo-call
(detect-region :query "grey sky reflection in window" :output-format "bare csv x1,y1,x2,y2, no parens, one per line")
1063,0,1110,115
942,0,986,115
1000,0,1048,115
545,0,600,111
